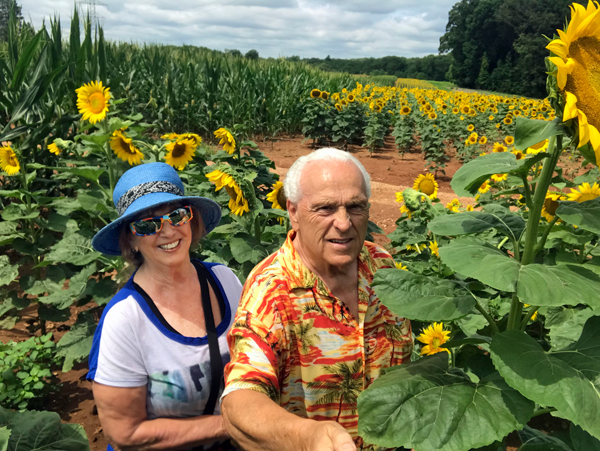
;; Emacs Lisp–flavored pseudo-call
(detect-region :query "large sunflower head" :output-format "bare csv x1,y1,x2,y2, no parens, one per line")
110,129,144,165
266,181,287,211
542,191,566,221
214,128,236,154
547,1,600,160
400,105,411,115
75,80,110,124
0,146,20,176
206,168,251,216
310,89,322,99
493,142,508,153
178,133,202,145
165,138,197,169
413,173,439,199
320,91,330,100
567,181,600,202
48,142,62,155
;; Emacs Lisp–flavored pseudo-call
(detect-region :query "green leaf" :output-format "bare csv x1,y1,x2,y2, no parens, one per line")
0,406,89,450
0,291,28,317
357,353,534,451
37,305,71,322
56,311,96,372
451,153,519,197
43,212,71,233
58,166,106,182
546,307,597,350
43,233,101,266
0,427,10,451
491,317,600,440
1,204,39,221
0,256,18,287
428,204,525,239
372,268,476,321
513,117,566,151
38,265,96,309
571,424,600,451
439,238,600,308
229,236,267,264
517,426,572,451
556,199,600,235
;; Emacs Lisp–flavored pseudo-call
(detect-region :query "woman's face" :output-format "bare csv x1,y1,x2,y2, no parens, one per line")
129,204,193,271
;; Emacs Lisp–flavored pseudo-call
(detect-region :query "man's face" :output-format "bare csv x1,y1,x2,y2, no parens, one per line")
287,160,369,276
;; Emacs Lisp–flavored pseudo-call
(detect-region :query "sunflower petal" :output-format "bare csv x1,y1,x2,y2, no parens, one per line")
578,110,591,147
563,91,579,121
546,40,568,59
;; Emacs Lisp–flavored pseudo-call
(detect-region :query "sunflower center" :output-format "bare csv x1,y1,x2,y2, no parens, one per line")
119,137,135,154
8,154,17,166
544,197,559,216
432,337,441,348
225,185,238,201
419,179,435,195
276,188,287,210
566,36,600,129
172,142,187,158
88,92,106,114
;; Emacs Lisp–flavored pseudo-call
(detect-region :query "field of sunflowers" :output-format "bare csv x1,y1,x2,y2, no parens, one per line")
2,0,600,450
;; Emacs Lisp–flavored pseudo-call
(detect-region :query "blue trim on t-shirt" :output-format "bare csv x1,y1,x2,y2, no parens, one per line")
87,260,232,381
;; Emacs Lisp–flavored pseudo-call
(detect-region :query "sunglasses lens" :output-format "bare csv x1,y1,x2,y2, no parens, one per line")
132,219,161,236
170,206,192,225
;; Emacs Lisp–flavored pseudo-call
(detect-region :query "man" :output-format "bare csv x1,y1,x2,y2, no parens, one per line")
221,148,413,451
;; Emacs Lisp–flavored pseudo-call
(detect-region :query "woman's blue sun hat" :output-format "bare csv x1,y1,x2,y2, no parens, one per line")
92,162,221,256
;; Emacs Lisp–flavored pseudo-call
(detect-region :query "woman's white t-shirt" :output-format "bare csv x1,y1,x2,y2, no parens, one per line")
87,261,242,420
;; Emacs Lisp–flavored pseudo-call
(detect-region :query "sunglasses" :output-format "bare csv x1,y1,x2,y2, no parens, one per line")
129,205,193,236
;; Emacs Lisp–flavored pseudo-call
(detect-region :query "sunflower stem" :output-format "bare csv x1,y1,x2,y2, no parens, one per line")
507,293,522,331
520,174,533,210
519,305,539,331
474,297,499,335
534,216,559,255
254,215,262,243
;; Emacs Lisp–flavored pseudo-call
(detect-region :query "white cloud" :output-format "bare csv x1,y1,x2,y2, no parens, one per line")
19,0,456,58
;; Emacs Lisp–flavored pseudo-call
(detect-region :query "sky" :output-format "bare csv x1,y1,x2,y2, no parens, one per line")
20,0,457,59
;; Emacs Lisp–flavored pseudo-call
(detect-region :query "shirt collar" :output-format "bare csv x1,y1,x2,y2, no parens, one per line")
279,230,372,296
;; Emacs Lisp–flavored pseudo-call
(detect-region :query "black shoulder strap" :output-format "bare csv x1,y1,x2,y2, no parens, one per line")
195,262,223,417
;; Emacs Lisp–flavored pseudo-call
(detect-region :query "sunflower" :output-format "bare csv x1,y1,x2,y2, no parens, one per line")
446,199,461,212
48,142,62,155
165,138,196,169
527,139,549,154
161,132,179,140
547,2,600,158
452,107,459,114
505,136,515,146
348,94,355,102
466,205,474,211
467,124,475,132
468,132,478,145
491,173,508,182
479,180,491,193
335,103,343,112
524,304,539,321
429,241,439,258
503,117,513,125
488,115,495,121
542,191,566,221
178,133,202,145
567,182,600,202
406,243,427,252
206,169,250,216
214,128,236,154
512,150,525,160
428,112,437,120
395,262,408,271
310,89,321,98
266,181,287,211
413,173,439,199
110,129,144,165
320,91,330,101
75,80,110,124
417,322,450,356
400,105,411,115
0,146,20,175
493,142,507,153
479,136,488,145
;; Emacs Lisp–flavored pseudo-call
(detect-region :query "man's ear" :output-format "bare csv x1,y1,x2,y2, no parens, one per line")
287,199,298,230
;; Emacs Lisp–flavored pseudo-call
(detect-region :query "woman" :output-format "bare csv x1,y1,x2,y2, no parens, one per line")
88,162,242,450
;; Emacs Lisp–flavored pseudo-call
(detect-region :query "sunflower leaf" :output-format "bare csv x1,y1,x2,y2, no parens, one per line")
439,238,600,308
451,153,520,197
490,316,600,441
372,268,476,321
513,117,566,151
358,353,534,451
556,198,600,234
428,205,525,240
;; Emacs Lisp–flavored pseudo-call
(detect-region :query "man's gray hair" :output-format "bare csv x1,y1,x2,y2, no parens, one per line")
283,147,371,203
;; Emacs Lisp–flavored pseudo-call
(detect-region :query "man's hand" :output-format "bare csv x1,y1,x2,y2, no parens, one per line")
303,421,356,451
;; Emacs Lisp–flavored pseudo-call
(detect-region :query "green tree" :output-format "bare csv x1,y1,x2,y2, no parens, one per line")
0,0,22,42
245,49,259,60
